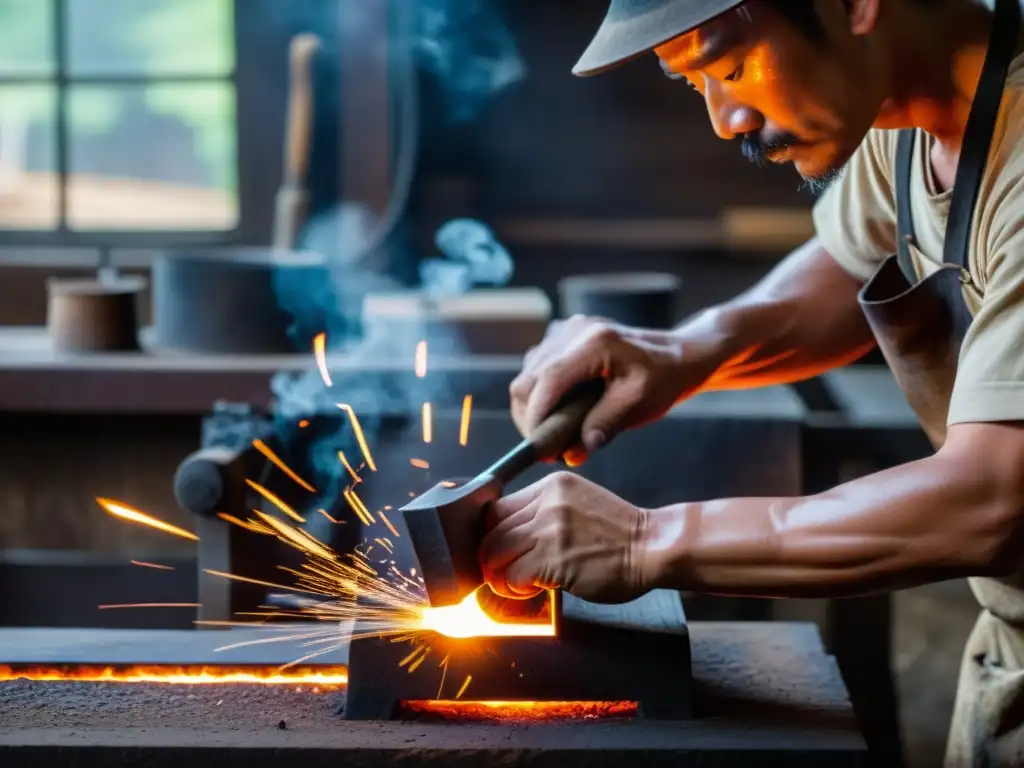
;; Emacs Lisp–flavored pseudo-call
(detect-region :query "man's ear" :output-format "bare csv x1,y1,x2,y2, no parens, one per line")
845,0,881,36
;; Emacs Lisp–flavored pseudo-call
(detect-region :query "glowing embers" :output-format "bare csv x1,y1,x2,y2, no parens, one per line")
399,700,638,722
416,586,555,639
0,664,348,686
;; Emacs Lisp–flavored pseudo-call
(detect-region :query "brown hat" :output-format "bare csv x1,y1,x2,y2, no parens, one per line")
573,0,745,77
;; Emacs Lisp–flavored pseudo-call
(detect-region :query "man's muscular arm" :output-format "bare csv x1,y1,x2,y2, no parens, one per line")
681,237,878,393
641,421,1024,598
513,238,877,456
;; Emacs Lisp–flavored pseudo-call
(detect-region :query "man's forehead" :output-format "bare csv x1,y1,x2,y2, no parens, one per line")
655,8,752,70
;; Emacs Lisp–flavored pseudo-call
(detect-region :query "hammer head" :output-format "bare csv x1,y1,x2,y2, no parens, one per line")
400,475,502,607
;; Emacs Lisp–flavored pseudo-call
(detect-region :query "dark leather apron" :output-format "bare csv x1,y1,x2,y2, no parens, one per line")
856,0,1024,764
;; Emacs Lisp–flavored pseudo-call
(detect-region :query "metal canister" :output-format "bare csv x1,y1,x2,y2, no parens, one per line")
46,275,146,353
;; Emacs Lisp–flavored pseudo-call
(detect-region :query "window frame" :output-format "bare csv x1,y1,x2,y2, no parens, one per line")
0,0,256,248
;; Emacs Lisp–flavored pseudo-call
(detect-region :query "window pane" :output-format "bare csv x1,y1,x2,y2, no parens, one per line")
67,0,234,76
0,0,55,75
68,83,238,231
0,85,58,229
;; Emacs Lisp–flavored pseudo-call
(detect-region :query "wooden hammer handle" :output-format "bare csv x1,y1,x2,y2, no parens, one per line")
528,379,606,461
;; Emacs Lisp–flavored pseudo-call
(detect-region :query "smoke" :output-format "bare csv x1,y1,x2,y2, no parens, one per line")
268,0,525,527
416,0,526,123
272,211,516,531
420,218,514,295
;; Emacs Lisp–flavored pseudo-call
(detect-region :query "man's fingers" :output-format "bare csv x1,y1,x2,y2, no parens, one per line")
486,480,547,530
480,505,536,568
479,512,537,590
504,552,549,597
578,373,645,452
485,539,544,600
523,353,604,436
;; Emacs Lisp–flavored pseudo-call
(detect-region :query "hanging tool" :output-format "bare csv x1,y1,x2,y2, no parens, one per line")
273,33,320,251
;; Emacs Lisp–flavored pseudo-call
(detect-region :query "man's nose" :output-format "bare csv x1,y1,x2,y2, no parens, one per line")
704,83,762,140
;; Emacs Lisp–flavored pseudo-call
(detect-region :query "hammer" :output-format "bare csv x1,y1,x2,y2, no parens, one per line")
401,380,605,607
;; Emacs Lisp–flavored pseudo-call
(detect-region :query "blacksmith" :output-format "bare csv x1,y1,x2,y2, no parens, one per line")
478,1,1024,764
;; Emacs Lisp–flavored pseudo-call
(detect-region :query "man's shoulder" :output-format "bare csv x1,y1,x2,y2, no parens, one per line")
993,52,1024,167
862,128,900,165
846,128,900,187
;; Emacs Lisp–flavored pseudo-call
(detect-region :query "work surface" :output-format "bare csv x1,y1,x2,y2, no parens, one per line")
0,622,866,767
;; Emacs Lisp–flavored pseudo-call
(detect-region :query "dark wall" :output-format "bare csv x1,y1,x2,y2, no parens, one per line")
412,0,812,220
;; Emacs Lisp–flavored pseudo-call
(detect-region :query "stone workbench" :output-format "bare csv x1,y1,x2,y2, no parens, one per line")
0,622,865,767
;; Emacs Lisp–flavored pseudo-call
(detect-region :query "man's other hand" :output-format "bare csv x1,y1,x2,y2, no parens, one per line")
510,316,715,464
479,472,655,604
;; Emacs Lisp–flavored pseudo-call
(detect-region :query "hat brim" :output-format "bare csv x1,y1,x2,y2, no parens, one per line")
572,0,745,77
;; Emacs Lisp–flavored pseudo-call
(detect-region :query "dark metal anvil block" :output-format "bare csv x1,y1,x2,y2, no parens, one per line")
344,589,692,721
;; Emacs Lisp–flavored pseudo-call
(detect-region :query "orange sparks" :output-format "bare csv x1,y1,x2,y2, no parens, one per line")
456,675,473,699
338,451,361,483
344,489,374,526
253,512,336,561
203,569,325,596
252,439,317,493
99,603,200,610
318,509,344,524
130,560,175,571
337,404,377,472
422,402,433,444
415,340,428,378
399,646,426,668
299,419,310,428
97,499,198,542
379,511,400,537
313,332,333,387
0,665,348,686
217,512,274,535
244,479,306,523
460,395,473,446
410,458,430,469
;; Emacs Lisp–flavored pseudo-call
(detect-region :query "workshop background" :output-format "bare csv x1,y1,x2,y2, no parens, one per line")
0,1,977,766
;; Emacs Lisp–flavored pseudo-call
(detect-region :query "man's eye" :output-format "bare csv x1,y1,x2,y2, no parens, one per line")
724,64,744,82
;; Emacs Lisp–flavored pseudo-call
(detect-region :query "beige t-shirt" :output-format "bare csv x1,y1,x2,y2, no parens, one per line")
812,53,1024,427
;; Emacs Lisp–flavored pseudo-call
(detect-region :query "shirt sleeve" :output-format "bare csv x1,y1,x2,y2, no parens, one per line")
948,222,1024,425
811,129,899,281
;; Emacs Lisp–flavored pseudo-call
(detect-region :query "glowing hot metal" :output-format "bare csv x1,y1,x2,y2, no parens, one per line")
0,664,347,686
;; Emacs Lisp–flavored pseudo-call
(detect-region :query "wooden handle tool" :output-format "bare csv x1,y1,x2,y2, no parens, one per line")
273,33,320,251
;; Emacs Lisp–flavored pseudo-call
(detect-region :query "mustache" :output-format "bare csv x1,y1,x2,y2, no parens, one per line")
740,132,800,166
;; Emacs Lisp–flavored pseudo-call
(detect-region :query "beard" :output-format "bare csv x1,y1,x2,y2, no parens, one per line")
798,167,845,195
740,132,845,196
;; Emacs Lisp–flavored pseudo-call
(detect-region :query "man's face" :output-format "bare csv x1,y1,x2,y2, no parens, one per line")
655,0,886,189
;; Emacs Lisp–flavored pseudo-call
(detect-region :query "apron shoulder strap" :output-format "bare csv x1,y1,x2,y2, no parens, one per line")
943,0,1021,269
896,128,917,281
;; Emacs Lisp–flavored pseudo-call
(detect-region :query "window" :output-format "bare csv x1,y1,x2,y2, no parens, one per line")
0,0,238,241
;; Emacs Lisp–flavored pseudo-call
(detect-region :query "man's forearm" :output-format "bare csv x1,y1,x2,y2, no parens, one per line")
642,448,1023,599
674,238,877,392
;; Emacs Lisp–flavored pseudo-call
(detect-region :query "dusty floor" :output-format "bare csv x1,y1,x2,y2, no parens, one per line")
894,579,980,768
